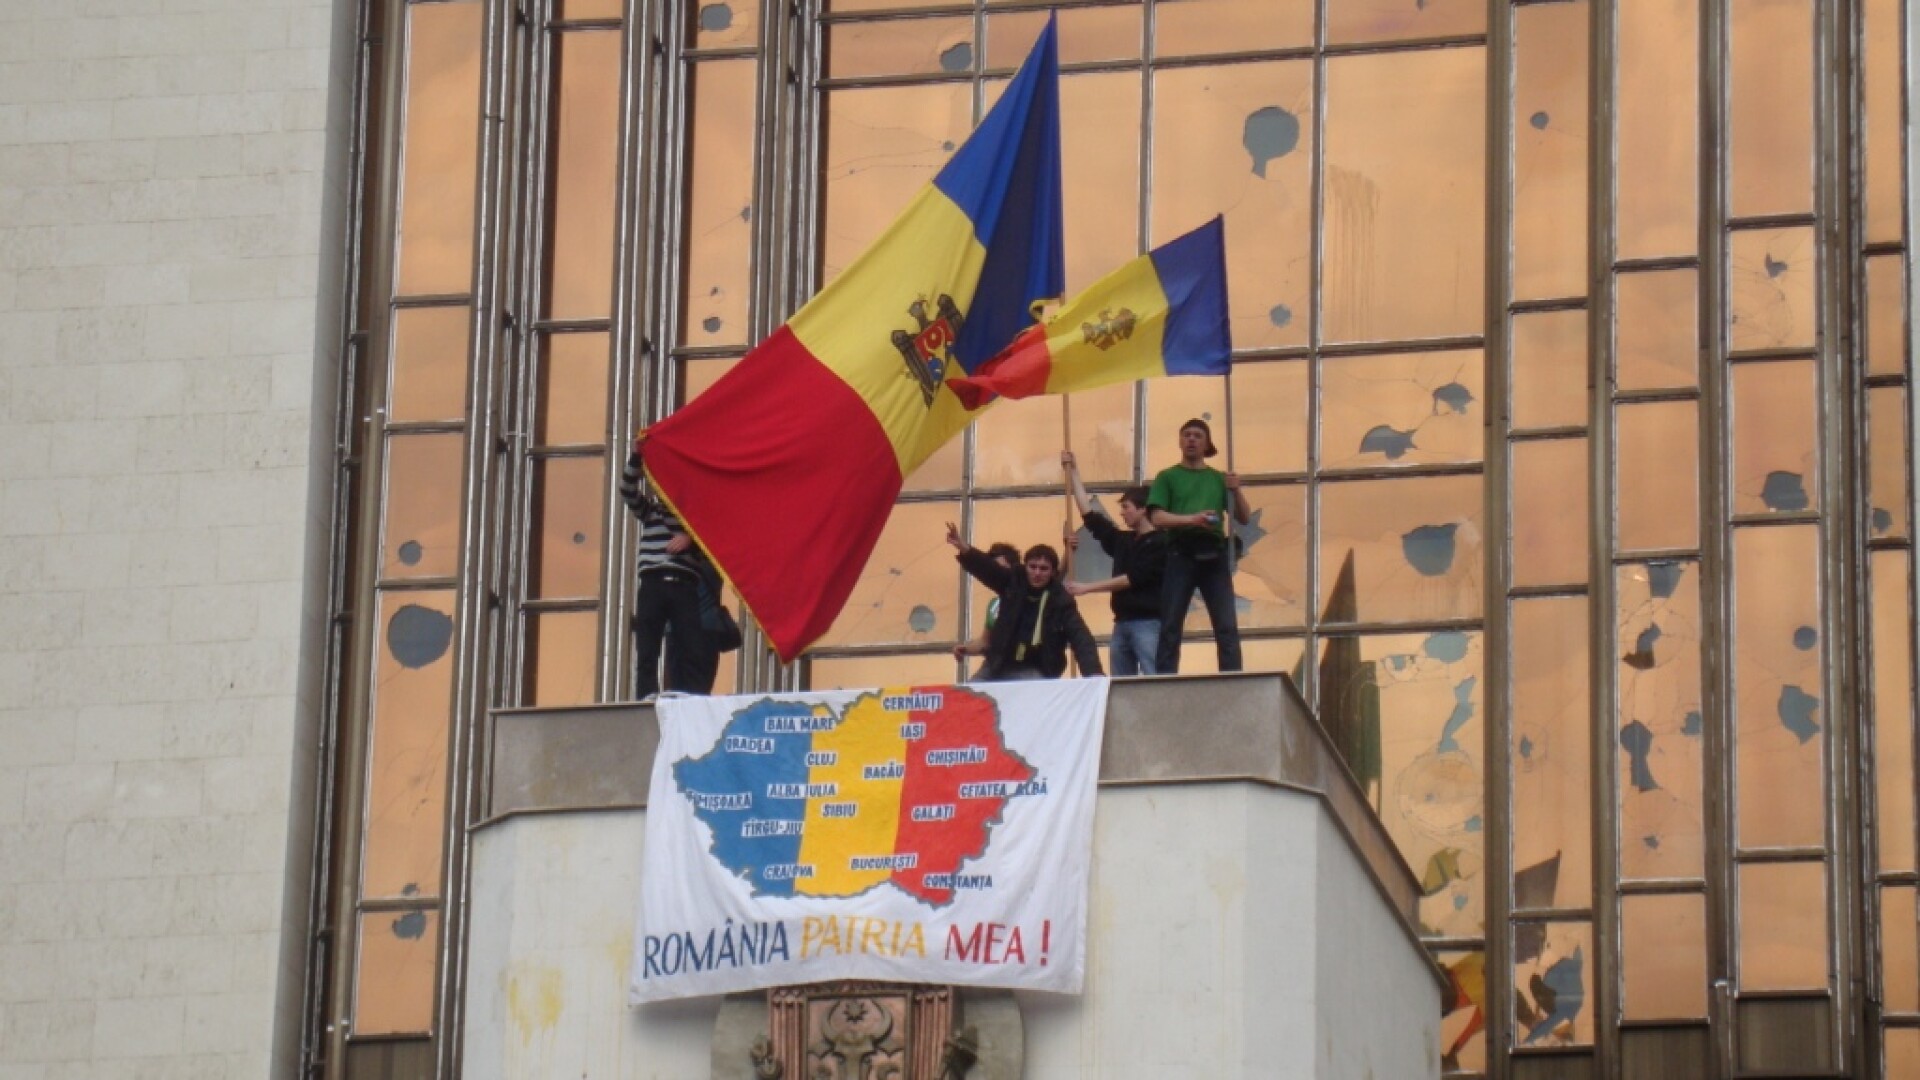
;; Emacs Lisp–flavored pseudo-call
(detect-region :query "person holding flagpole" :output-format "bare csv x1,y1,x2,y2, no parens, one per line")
944,524,1102,681
1147,418,1249,674
1059,451,1168,676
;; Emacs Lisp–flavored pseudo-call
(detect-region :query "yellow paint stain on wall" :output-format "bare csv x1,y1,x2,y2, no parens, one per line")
507,965,565,1043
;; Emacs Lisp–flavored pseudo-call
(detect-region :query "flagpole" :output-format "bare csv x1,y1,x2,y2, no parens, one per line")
1222,367,1238,571
1062,394,1078,676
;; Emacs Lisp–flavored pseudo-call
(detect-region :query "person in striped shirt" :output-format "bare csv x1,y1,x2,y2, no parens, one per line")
622,443,718,701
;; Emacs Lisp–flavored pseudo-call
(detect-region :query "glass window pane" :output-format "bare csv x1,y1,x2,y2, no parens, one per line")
1511,437,1589,589
557,0,622,17
529,456,606,599
1866,254,1909,378
1321,349,1483,470
1319,474,1485,623
1728,0,1814,218
1229,635,1305,678
810,651,960,692
825,17,974,79
1731,360,1819,516
537,332,609,446
1512,0,1589,302
1060,72,1142,297
1888,1029,1920,1077
1733,525,1825,850
1511,598,1592,910
692,0,758,49
1152,60,1313,350
389,305,471,423
1869,387,1909,541
1616,401,1699,553
1511,309,1588,431
1234,482,1307,631
1436,950,1490,1073
1618,561,1707,880
1621,893,1708,1018
822,83,974,279
1327,0,1483,45
396,1,483,296
1513,921,1595,1046
382,433,466,580
364,590,456,900
1320,631,1485,937
986,7,1141,67
1229,361,1309,476
1154,0,1313,56
973,381,1132,489
1729,227,1817,352
1863,0,1905,243
545,29,621,320
1872,550,1916,874
1323,47,1485,344
354,909,439,1035
526,609,599,707
1616,268,1698,392
681,355,739,409
1738,861,1829,989
1616,0,1698,260
903,429,965,494
1883,885,1920,1014
820,501,959,648
1144,374,1226,470
680,58,757,348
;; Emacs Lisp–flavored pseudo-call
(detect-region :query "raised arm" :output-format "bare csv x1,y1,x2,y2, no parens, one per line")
1061,450,1092,517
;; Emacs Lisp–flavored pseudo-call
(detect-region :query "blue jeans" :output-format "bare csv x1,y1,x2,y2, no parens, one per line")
1155,548,1242,673
1109,618,1160,676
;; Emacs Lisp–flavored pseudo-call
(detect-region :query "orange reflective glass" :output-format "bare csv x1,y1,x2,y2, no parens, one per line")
354,908,440,1036
395,2,483,296
1618,561,1707,880
363,589,456,900
1621,893,1708,1018
680,58,757,348
544,29,621,320
1616,0,1698,260
1732,525,1825,850
1510,598,1593,911
1511,437,1588,590
1512,0,1589,302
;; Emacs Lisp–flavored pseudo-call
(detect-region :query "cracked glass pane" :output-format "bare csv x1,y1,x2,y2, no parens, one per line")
1728,227,1817,352
1323,47,1485,343
819,501,960,649
1865,254,1909,377
1320,474,1484,624
986,7,1141,67
680,58,757,348
395,1,483,296
1864,0,1905,243
1232,482,1307,631
1059,72,1142,297
1327,0,1484,45
1144,373,1225,468
546,29,621,321
1512,437,1588,589
1511,597,1592,910
811,651,962,692
1738,861,1828,989
1435,948,1490,1073
1731,360,1820,516
692,0,758,49
1510,309,1587,431
1882,885,1920,1013
826,17,975,79
1154,0,1313,56
822,83,972,280
365,589,455,900
1152,59,1312,350
1621,893,1708,1019
1868,387,1909,541
382,433,466,581
1616,0,1697,260
1178,635,1304,676
390,305,472,425
529,456,605,600
1512,921,1594,1047
1229,361,1309,476
1616,268,1698,392
1872,549,1916,874
525,609,598,707
1320,348,1483,470
1616,400,1699,553
1618,561,1707,880
1733,525,1826,850
1512,0,1588,302
537,332,609,446
1318,631,1485,938
1728,0,1814,218
355,909,439,1035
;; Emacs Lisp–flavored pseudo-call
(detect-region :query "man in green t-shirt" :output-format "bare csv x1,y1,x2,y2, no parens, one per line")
1146,417,1250,673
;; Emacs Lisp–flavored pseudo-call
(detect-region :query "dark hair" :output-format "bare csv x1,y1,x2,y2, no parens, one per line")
1022,544,1060,571
986,542,1021,565
1119,485,1152,509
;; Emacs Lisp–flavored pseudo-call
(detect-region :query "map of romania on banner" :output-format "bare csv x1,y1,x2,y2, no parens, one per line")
637,19,1065,663
630,678,1108,1002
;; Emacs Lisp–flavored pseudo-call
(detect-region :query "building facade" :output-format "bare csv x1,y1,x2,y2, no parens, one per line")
2,0,1918,1078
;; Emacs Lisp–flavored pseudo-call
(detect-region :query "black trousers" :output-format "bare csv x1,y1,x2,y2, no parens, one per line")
633,568,718,699
1154,548,1243,674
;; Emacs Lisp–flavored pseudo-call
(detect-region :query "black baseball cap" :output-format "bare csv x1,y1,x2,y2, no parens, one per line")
1180,417,1219,458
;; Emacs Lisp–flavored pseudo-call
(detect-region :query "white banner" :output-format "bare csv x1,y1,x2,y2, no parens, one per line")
629,678,1108,1003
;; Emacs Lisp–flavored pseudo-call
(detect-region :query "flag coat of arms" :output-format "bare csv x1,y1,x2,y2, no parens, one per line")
639,19,1066,661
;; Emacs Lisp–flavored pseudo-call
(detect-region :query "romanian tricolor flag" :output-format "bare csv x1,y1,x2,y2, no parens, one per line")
640,19,1065,662
946,215,1231,409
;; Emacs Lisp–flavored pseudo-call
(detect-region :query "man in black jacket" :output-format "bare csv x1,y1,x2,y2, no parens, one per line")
1060,451,1168,675
944,524,1103,680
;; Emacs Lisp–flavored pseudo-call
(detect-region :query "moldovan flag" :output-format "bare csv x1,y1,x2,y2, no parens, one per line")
946,216,1231,409
639,19,1065,662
